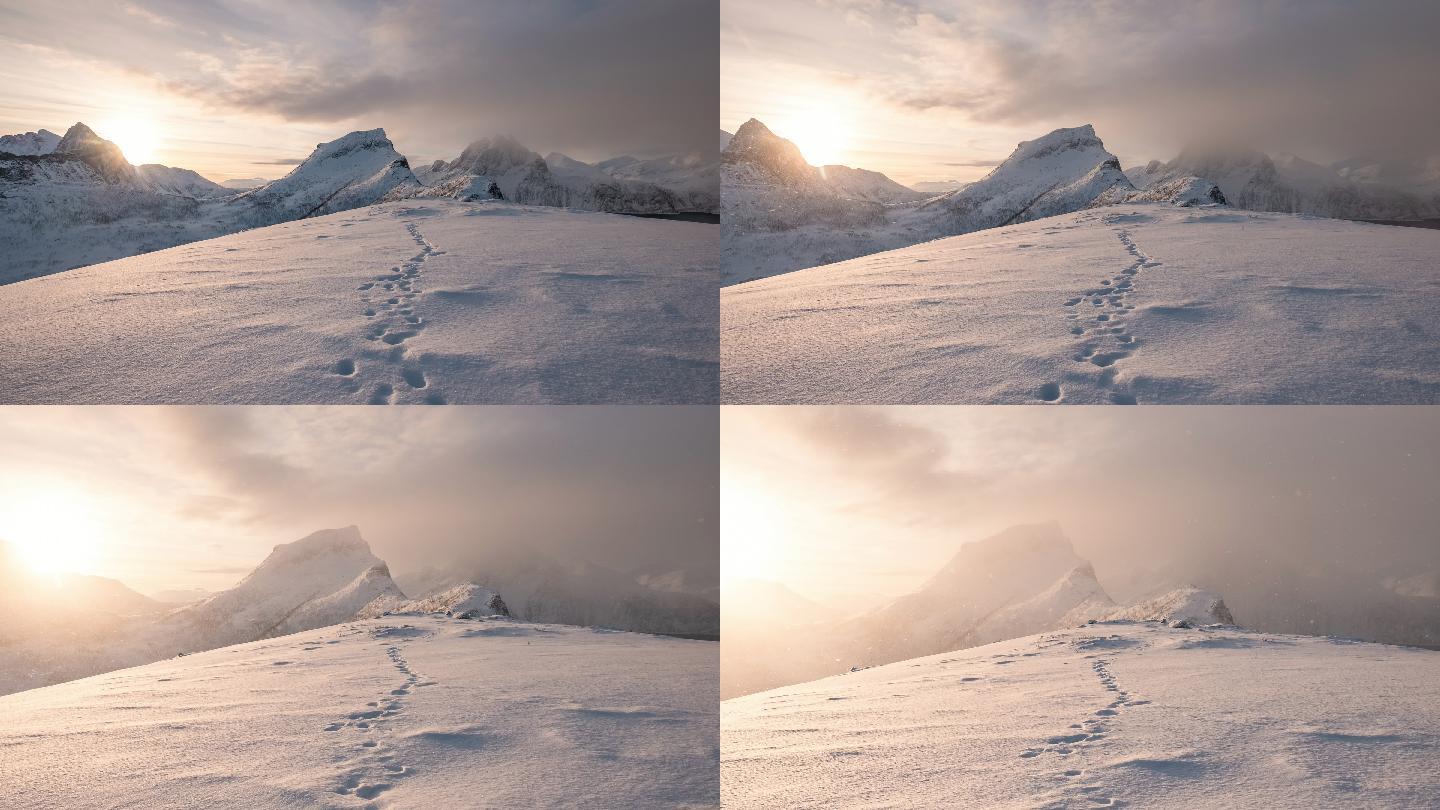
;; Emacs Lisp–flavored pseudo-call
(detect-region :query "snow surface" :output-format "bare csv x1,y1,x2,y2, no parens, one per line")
722,621,1440,808
722,203,1440,404
0,198,718,404
2,615,718,808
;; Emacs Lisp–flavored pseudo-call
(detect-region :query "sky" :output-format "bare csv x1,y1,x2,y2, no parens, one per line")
723,406,1440,613
0,406,717,597
0,0,717,181
721,0,1440,187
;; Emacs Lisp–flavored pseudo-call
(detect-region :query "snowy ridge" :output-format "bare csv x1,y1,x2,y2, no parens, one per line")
135,163,228,197
1102,586,1235,626
375,582,511,619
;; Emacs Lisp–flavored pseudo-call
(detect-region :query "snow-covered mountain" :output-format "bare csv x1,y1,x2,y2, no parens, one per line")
911,125,1131,232
0,128,60,155
721,120,1215,284
398,546,719,639
819,163,929,203
230,129,420,226
162,526,400,649
723,203,1440,404
415,134,716,214
724,621,1440,808
4,615,718,807
135,163,228,197
1129,144,1440,220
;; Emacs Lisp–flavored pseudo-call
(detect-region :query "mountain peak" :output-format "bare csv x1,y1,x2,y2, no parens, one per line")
52,122,135,183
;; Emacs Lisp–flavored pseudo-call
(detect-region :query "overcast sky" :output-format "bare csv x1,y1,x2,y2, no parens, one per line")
723,407,1440,612
722,0,1440,186
0,407,717,596
0,0,717,180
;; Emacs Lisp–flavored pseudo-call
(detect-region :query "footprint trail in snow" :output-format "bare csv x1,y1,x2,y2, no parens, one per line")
339,221,446,404
1047,220,1162,404
324,629,429,801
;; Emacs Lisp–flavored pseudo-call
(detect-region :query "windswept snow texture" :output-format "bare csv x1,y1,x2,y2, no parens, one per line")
723,622,1440,809
722,204,1440,404
2,616,718,808
0,199,718,404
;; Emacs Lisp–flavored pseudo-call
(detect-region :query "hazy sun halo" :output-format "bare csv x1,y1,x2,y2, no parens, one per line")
722,478,789,583
0,484,104,577
100,116,161,165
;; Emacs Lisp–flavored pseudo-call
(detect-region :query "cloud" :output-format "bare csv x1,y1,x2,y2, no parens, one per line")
155,407,718,580
728,0,1440,163
2,0,717,160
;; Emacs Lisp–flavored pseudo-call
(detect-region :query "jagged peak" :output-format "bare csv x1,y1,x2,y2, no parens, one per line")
55,122,104,152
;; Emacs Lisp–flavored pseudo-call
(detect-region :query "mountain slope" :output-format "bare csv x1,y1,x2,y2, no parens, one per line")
723,622,1440,809
722,203,1440,404
0,198,719,404
3,615,718,808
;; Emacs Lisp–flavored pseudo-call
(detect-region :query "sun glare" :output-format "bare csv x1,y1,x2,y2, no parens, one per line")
721,478,789,583
0,485,104,577
99,116,160,165
776,108,851,167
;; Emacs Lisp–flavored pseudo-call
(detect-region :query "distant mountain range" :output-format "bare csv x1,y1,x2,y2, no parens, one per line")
721,116,1440,284
0,526,718,696
0,122,717,282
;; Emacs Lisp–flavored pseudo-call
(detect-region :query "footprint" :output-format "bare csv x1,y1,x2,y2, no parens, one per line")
1037,382,1062,402
368,384,394,405
335,359,356,377
401,368,427,389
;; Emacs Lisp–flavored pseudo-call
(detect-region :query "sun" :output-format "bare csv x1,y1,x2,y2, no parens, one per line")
98,116,160,165
775,108,851,168
721,476,790,584
0,483,104,577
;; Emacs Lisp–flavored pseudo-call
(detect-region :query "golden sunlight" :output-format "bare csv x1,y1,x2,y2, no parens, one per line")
0,484,104,576
99,115,161,165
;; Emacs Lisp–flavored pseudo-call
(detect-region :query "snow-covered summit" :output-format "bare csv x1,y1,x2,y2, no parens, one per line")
917,124,1133,231
166,525,396,648
234,128,420,224
0,128,60,155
